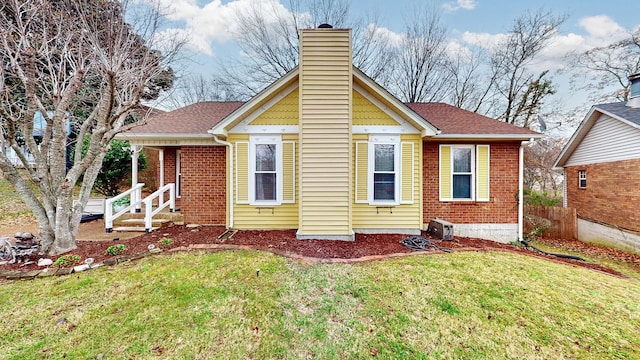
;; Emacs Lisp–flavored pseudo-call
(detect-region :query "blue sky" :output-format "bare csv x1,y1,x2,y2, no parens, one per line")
148,0,640,122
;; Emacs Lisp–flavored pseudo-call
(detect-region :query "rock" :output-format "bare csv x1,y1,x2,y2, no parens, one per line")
73,264,90,272
38,258,53,267
186,224,200,228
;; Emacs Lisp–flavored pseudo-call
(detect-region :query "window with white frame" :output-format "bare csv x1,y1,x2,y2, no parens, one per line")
369,137,400,204
578,170,586,189
452,146,474,199
249,136,282,204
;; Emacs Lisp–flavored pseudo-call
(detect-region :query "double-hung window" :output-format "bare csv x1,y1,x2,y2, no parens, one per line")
452,146,473,199
578,170,586,189
249,135,282,205
368,136,400,204
439,144,490,202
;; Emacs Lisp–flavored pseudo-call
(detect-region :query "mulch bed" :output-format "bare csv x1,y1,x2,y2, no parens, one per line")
2,222,639,277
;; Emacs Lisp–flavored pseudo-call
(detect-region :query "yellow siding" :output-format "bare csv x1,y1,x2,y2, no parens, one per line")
439,145,452,200
476,145,490,201
249,91,299,126
230,134,299,229
352,91,399,125
352,134,422,230
298,28,353,236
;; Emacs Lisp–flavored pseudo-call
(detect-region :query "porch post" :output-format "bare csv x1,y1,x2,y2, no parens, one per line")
131,145,142,213
159,149,165,204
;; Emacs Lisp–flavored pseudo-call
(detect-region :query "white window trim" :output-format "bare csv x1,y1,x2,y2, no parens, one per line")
368,135,400,205
578,170,587,189
249,135,283,206
451,144,475,201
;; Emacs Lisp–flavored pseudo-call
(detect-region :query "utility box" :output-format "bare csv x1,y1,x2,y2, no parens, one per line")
427,218,454,241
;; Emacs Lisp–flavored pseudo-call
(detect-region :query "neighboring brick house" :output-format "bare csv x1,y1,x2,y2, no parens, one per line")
118,26,540,243
554,74,640,252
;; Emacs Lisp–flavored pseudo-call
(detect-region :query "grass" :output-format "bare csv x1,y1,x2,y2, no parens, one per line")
0,178,34,221
1,250,639,359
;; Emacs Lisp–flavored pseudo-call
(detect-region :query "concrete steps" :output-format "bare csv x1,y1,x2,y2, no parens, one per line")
111,210,184,232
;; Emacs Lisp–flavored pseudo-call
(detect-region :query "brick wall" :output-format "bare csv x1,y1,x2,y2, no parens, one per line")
178,146,226,224
423,142,520,224
566,159,640,232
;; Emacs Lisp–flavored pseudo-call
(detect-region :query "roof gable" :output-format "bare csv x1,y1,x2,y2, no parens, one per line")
210,66,439,137
555,102,640,168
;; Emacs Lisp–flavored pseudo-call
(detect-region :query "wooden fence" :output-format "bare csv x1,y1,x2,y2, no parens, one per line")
524,205,577,239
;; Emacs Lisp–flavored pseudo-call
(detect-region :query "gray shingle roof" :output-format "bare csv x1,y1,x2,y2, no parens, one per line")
595,102,640,126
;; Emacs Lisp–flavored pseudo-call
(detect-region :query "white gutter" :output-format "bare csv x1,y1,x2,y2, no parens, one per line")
433,134,544,140
212,135,234,228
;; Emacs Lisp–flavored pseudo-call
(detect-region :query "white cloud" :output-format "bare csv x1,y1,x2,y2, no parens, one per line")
366,24,406,48
442,0,477,12
580,15,625,42
140,0,295,56
460,31,507,50
457,15,634,73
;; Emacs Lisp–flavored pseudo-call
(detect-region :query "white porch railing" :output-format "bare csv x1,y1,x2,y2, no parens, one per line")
104,183,176,233
141,183,176,232
105,183,145,233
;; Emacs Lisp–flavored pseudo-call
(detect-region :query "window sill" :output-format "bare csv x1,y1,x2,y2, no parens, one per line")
250,201,281,207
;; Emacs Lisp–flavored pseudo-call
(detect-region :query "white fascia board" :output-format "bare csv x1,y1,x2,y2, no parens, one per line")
352,68,439,136
236,125,299,134
352,125,419,134
433,134,543,140
116,133,213,141
209,69,299,137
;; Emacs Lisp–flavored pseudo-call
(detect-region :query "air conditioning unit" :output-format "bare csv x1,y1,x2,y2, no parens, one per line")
427,218,454,241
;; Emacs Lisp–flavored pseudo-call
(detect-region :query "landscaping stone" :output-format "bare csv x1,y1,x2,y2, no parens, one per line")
149,248,162,254
73,264,90,272
38,258,53,267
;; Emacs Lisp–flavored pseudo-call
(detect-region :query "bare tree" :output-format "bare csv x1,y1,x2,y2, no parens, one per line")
391,5,452,103
568,28,640,102
216,0,393,100
490,9,566,127
524,137,565,194
0,0,180,255
169,74,236,108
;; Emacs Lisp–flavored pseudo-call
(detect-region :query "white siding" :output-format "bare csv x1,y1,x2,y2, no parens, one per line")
566,114,640,166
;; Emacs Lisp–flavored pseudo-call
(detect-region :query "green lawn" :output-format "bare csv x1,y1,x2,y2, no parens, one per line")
1,250,639,359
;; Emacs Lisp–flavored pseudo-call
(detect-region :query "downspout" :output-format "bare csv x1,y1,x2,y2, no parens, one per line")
518,139,532,241
213,135,234,228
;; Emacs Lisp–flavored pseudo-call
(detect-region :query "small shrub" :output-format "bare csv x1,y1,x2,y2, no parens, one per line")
524,215,552,240
106,244,127,256
111,197,130,210
525,191,561,206
158,237,173,249
53,254,82,268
